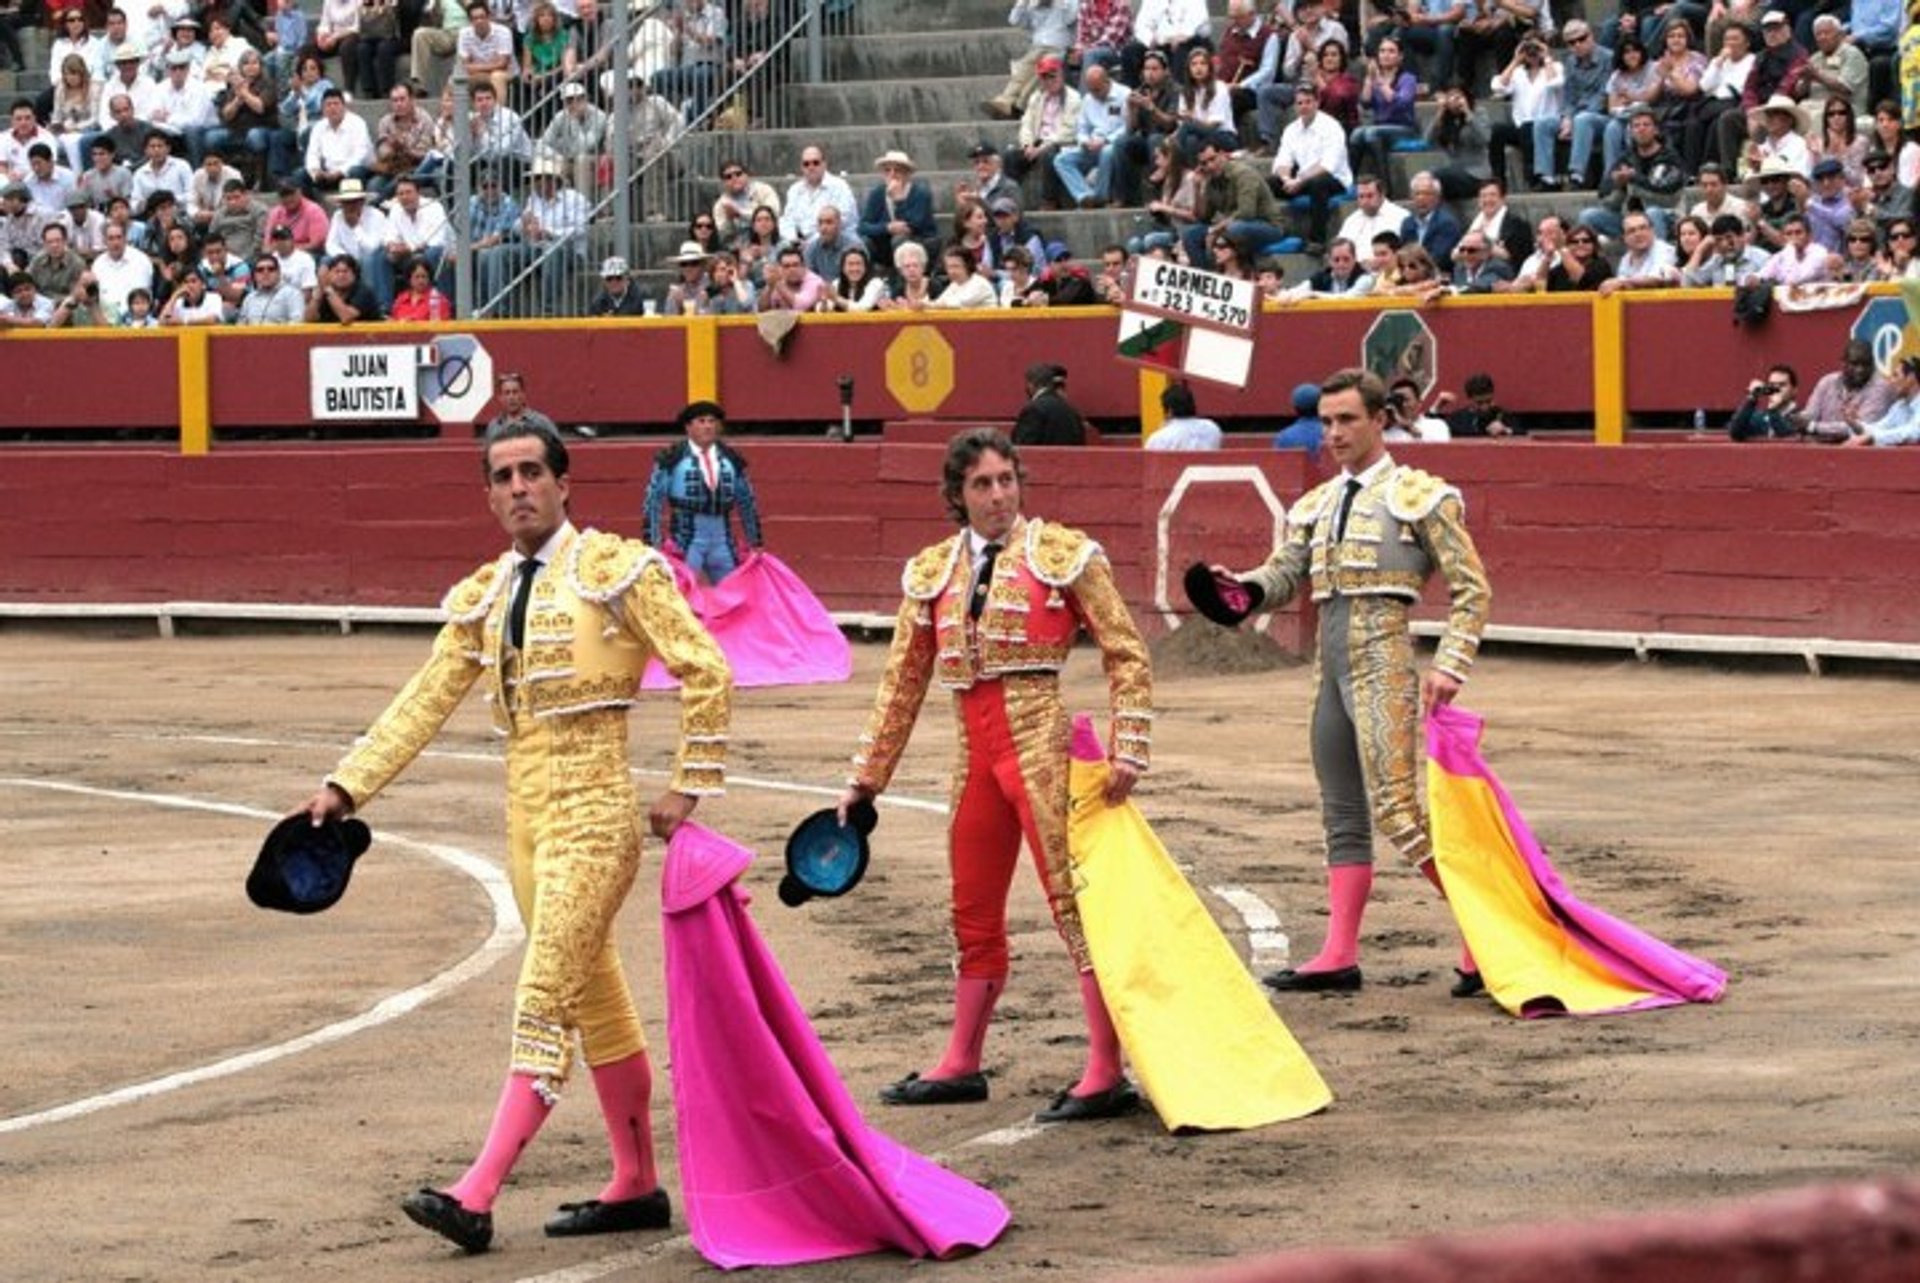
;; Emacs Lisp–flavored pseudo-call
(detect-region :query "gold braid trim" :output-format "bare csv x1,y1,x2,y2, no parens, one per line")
1288,476,1343,531
567,528,669,603
1386,466,1463,523
1023,518,1101,587
850,592,939,792
1068,552,1155,772
902,535,965,601
441,556,512,623
1416,492,1492,681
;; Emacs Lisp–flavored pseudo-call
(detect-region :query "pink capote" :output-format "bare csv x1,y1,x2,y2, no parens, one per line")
659,823,1010,1270
643,550,851,690
1426,704,1728,1017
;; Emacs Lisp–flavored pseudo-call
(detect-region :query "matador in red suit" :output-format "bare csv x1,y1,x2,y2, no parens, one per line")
837,428,1155,1123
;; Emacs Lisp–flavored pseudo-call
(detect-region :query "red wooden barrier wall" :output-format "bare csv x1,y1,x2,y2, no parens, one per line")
5,439,1918,650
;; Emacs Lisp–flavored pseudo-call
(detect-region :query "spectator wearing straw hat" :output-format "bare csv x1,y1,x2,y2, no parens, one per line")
1713,11,1808,172
857,149,937,273
1742,92,1812,180
659,239,712,316
323,176,394,309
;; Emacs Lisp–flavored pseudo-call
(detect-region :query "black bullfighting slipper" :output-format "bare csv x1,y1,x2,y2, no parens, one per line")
1035,1081,1142,1123
877,1070,990,1106
1450,968,1487,999
1261,965,1363,993
544,1188,672,1237
400,1187,493,1254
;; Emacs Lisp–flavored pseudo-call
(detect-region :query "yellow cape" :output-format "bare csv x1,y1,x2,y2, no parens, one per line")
1068,759,1333,1132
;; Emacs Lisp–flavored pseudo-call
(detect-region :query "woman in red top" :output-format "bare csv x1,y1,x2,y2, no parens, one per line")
388,256,451,321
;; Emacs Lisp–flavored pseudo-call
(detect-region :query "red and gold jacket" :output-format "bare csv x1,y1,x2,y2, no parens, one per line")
850,516,1153,792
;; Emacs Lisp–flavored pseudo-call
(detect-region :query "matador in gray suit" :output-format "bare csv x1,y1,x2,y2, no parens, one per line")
1231,367,1491,997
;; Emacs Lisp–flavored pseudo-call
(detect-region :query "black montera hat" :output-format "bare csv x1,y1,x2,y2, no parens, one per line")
779,800,877,907
1183,562,1265,627
247,813,372,914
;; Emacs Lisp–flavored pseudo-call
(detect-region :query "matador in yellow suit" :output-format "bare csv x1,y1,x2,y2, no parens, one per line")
299,421,730,1255
1231,368,1491,997
837,428,1155,1124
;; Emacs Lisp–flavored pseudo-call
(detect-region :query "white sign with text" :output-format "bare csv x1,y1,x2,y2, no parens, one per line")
1128,260,1258,334
310,346,427,420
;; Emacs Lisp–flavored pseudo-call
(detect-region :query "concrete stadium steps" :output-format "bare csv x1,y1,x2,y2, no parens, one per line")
786,75,1010,128
823,29,1028,83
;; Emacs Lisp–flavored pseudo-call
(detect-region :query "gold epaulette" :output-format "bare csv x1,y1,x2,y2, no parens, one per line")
1024,519,1101,587
1386,467,1463,522
441,556,511,623
568,528,666,603
901,535,965,601
1288,476,1343,529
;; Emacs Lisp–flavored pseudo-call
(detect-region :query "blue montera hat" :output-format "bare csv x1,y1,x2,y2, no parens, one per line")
779,801,877,907
247,813,373,914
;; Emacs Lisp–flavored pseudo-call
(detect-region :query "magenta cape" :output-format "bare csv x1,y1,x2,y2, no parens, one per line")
659,823,1010,1270
1426,704,1728,1018
644,550,851,690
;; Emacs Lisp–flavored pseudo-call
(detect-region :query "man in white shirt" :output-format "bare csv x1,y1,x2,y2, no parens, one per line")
128,131,194,211
95,46,160,134
1146,382,1224,450
1129,0,1211,79
383,175,450,279
1489,36,1564,191
779,143,857,244
324,178,394,308
1052,63,1130,208
1271,83,1351,250
1686,163,1752,228
91,220,155,321
148,50,218,165
303,87,374,195
479,159,586,317
1335,175,1409,253
267,222,319,298
456,1,515,104
1745,95,1811,179
2,101,58,184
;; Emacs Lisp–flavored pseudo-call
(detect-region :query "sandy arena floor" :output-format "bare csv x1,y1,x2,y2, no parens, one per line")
1,630,1916,1282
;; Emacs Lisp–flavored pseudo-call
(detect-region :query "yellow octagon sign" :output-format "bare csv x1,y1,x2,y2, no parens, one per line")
884,325,955,415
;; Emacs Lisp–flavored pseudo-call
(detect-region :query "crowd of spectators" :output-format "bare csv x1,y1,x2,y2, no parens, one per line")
1,0,1915,328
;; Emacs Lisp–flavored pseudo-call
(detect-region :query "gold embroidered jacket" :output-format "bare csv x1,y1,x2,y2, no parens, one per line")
851,516,1154,791
1245,461,1492,681
329,526,731,804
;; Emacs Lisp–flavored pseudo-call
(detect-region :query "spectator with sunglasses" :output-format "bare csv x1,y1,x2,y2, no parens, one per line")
1544,224,1614,290
779,144,856,245
1856,150,1914,228
1727,364,1801,440
710,159,779,245
1879,218,1920,279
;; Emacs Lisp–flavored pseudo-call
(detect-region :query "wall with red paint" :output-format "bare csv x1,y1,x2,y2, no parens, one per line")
5,440,1916,649
0,292,1890,434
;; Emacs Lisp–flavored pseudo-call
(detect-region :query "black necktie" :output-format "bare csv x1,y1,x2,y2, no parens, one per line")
509,558,540,650
970,542,1001,620
1334,478,1363,542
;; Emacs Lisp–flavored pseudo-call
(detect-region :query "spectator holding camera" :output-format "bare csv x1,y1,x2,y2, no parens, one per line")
1727,364,1801,440
1435,373,1520,437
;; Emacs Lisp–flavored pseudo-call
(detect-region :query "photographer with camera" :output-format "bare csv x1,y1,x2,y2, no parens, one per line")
1726,364,1802,440
1489,31,1565,191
